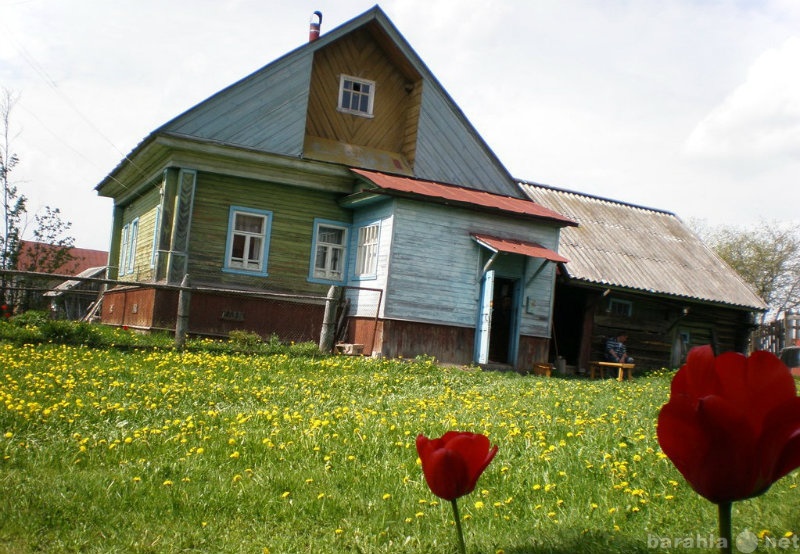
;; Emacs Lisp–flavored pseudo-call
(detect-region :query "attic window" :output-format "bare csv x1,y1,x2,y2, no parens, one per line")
608,298,633,317
338,75,375,117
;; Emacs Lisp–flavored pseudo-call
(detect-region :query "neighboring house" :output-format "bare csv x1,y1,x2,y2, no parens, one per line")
44,266,107,320
521,182,767,370
14,241,108,316
94,6,575,368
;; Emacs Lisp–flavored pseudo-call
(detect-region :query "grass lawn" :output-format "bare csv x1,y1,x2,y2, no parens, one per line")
1,342,798,553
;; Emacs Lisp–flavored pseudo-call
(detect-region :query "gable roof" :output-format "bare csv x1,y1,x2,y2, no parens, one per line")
519,182,766,310
352,169,576,226
96,6,522,199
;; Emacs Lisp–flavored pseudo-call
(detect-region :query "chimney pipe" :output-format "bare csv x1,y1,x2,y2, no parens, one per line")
309,11,322,42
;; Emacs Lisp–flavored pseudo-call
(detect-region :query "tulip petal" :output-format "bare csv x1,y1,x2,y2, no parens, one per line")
421,446,470,500
716,351,796,430
659,393,758,503
758,397,800,487
440,432,498,494
676,345,720,398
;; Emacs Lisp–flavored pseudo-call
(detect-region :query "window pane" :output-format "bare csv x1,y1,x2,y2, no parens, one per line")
235,214,263,233
318,226,344,245
329,247,342,272
247,236,262,261
315,245,328,270
232,234,245,258
359,95,369,113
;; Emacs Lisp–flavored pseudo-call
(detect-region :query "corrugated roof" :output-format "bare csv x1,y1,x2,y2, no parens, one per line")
352,169,577,226
472,233,569,263
520,183,766,310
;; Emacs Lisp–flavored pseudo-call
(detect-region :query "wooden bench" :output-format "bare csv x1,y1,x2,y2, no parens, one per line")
589,361,635,381
335,343,364,355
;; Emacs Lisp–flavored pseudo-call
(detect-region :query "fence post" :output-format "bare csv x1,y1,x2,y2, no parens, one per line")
319,285,341,353
175,274,191,348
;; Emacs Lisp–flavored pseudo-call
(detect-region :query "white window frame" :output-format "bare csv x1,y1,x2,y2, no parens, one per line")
150,205,161,269
337,75,375,117
125,218,139,275
118,223,130,275
355,223,380,279
223,206,272,276
309,219,349,284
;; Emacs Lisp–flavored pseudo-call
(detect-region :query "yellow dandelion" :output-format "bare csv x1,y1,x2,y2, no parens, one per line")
382,493,391,500
474,501,485,509
162,480,174,487
232,474,242,483
229,451,240,459
281,491,290,498
4,432,13,439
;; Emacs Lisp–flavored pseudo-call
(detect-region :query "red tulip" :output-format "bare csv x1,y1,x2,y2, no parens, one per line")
416,431,498,501
658,345,800,504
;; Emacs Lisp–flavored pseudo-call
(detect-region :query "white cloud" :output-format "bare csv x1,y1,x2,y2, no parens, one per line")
685,36,800,165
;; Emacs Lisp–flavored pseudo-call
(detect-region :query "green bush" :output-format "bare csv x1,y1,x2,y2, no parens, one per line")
38,320,104,347
228,329,263,349
0,311,322,356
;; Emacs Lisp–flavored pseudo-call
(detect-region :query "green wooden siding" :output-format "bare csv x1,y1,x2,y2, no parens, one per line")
187,172,352,294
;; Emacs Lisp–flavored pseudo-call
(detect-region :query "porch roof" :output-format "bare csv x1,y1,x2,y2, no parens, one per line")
471,233,568,263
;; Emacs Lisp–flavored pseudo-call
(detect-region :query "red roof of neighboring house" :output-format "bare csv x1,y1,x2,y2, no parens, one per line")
351,168,577,226
16,241,108,275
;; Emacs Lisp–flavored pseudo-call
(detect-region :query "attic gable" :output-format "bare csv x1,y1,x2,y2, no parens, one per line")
303,24,422,175
99,6,522,199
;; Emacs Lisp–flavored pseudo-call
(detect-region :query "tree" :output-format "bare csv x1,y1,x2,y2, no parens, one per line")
1,88,26,306
1,87,76,311
23,207,77,274
700,221,800,323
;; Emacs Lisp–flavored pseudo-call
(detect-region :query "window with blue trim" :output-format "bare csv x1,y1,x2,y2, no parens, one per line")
311,220,348,282
224,207,272,274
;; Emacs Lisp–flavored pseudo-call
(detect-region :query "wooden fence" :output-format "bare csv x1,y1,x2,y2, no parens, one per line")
0,269,382,352
752,311,800,354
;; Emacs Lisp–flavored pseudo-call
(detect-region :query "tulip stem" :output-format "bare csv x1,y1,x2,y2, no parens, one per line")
718,501,732,554
451,499,467,554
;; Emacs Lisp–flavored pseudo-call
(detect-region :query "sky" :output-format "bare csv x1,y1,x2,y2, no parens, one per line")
1,0,799,252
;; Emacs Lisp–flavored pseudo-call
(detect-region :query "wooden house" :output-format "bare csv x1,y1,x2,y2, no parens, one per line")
94,6,575,368
520,182,767,371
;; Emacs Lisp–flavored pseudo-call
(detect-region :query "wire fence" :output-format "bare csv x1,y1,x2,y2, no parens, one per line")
0,269,383,350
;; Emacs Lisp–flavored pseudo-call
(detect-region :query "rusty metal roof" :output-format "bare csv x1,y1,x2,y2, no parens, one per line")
352,169,577,226
472,233,569,263
520,183,766,310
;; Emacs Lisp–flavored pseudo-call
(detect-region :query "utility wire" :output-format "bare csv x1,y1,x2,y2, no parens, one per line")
1,18,146,188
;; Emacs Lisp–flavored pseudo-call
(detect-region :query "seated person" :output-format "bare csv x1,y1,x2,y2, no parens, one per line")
605,334,634,364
